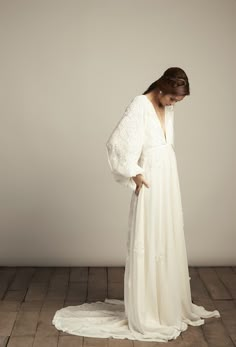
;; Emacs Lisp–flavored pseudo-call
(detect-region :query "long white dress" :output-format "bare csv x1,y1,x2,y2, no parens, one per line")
52,94,220,342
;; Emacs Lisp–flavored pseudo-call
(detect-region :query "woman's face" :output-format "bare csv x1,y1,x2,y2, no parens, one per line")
161,94,185,107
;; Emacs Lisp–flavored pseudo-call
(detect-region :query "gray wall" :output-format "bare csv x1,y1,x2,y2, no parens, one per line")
0,0,235,266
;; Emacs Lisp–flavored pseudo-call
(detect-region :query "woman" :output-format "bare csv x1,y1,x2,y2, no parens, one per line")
52,67,220,342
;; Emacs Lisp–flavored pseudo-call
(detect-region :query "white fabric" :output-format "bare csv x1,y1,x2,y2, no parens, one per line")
52,95,220,342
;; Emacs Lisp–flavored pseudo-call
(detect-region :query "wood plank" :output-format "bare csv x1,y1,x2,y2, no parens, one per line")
25,283,48,302
32,336,58,347
3,290,27,302
83,337,109,346
87,268,107,302
58,335,83,347
35,310,59,338
0,267,16,272
11,311,39,337
192,298,234,347
108,338,133,346
214,300,236,345
45,287,67,302
189,267,210,300
70,268,88,283
0,300,20,312
41,300,64,312
0,336,9,347
108,268,124,283
0,268,16,300
181,325,208,347
0,268,17,282
63,300,85,307
215,267,236,299
9,268,35,290
31,268,54,284
7,336,34,347
0,311,17,335
108,282,124,300
198,267,231,300
133,338,183,346
45,268,69,302
49,268,70,289
108,268,124,300
66,282,87,302
19,301,43,312
201,318,234,347
88,268,107,283
0,282,8,301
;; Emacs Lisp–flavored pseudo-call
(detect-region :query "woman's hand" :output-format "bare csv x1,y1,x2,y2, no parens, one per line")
132,174,150,196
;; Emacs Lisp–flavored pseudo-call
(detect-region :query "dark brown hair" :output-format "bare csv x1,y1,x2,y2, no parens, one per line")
142,67,190,96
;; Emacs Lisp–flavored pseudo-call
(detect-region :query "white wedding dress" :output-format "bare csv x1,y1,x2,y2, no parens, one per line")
52,94,220,342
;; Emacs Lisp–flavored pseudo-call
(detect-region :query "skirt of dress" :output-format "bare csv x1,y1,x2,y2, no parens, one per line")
52,144,220,342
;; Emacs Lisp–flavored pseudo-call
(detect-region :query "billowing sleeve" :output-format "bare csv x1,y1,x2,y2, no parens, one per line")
106,96,145,191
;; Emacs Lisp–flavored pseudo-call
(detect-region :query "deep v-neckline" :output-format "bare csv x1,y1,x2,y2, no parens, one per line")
143,95,167,142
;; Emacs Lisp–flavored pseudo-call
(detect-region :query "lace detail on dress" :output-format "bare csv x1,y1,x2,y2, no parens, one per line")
106,96,145,191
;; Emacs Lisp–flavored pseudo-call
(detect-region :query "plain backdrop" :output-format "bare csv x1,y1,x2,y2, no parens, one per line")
0,0,235,266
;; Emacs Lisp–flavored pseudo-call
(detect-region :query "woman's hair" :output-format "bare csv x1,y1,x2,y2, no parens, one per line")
142,67,190,96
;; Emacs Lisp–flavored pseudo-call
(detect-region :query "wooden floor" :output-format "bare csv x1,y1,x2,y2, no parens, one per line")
0,266,235,347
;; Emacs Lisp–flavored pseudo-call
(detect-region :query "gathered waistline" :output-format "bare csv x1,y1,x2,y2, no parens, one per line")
139,143,174,164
